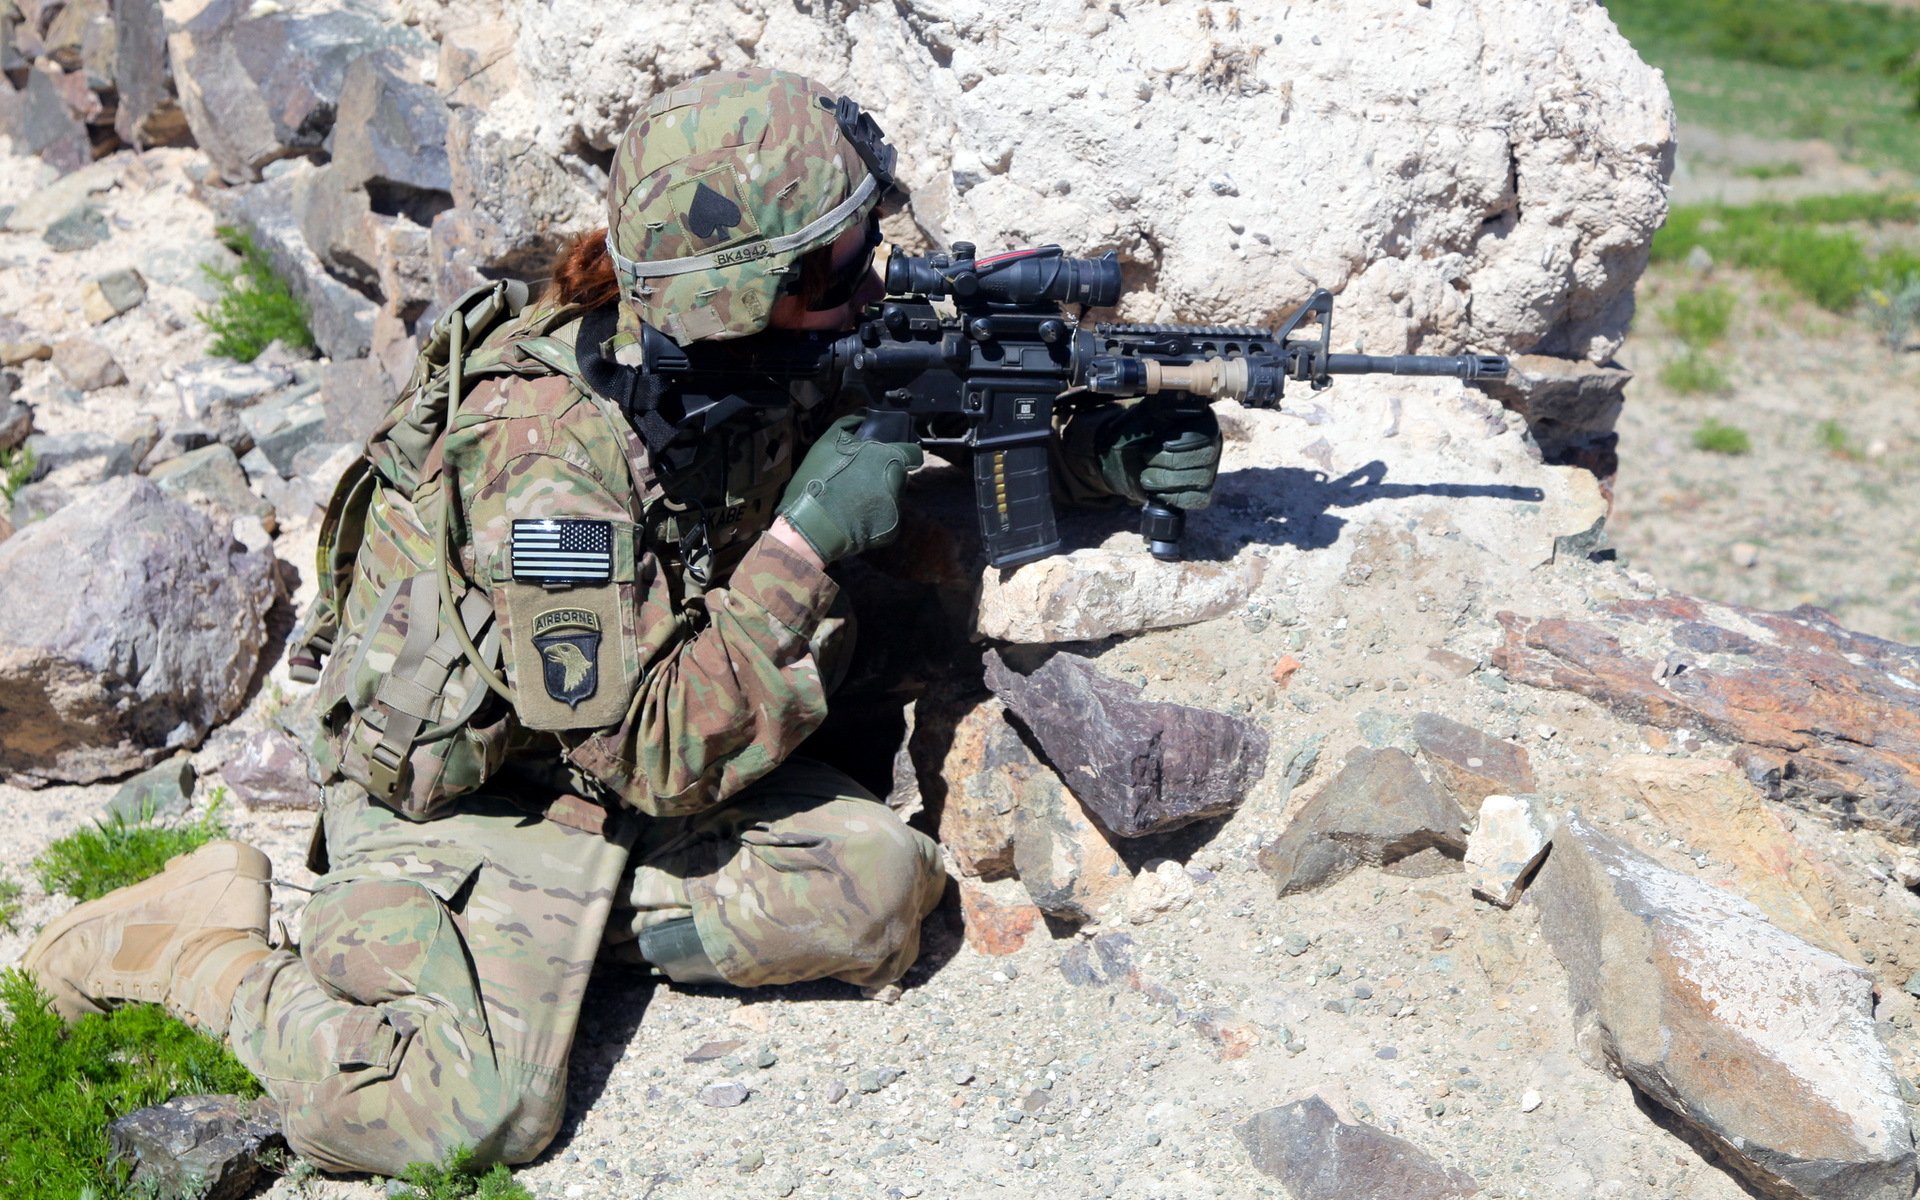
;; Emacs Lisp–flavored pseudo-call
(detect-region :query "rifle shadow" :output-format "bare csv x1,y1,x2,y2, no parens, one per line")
1054,460,1549,561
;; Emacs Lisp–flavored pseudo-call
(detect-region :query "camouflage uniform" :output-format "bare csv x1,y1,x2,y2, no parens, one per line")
228,70,947,1174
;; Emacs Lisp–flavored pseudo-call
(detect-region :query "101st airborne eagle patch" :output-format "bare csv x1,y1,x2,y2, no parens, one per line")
531,607,601,708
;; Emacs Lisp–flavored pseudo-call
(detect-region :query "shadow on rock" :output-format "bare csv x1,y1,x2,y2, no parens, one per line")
1202,461,1549,558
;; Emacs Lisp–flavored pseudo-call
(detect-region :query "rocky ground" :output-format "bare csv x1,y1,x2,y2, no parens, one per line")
1610,123,1920,644
7,4,1920,1200
6,140,1920,1194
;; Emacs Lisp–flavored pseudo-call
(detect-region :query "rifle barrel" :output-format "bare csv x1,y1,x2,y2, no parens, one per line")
1322,353,1509,381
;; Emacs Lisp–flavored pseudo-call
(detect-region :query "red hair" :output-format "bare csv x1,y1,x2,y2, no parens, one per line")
544,228,621,308
542,226,834,311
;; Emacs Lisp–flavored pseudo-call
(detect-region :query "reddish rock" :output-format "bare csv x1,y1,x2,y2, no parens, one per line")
928,698,1021,880
1270,655,1302,687
1193,1011,1261,1061
1425,648,1478,679
221,729,320,810
1612,755,1851,959
958,878,1040,957
1532,813,1915,1200
1012,765,1129,923
1496,597,1920,839
1411,712,1534,807
984,650,1269,837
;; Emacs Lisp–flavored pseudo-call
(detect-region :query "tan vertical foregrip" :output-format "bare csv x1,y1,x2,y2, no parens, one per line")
1140,357,1250,401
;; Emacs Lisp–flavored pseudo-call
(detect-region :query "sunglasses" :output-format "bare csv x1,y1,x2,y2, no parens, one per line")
808,210,884,312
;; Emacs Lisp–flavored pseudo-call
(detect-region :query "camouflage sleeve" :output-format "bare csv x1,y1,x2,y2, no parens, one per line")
449,374,841,820
564,533,841,818
1052,401,1128,508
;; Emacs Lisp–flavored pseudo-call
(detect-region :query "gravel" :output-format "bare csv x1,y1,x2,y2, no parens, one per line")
5,136,1919,1200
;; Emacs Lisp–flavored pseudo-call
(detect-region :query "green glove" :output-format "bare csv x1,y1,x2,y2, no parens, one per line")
777,414,924,563
1081,402,1223,510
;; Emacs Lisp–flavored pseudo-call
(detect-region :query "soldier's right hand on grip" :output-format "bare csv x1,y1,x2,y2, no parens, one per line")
777,414,924,563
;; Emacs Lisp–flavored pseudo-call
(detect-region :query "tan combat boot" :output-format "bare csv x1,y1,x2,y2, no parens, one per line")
22,839,275,1036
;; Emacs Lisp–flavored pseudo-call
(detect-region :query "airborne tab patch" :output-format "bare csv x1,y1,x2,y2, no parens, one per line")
512,519,613,587
532,607,601,708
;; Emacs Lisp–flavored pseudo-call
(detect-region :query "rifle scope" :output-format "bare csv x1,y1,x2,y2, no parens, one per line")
886,243,1123,308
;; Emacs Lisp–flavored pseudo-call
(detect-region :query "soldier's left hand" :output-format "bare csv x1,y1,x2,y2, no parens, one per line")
1092,402,1223,511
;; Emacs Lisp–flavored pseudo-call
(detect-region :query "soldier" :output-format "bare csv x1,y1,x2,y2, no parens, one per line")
24,67,1222,1175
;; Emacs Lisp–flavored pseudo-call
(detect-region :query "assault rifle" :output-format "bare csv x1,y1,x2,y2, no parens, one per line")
634,242,1511,567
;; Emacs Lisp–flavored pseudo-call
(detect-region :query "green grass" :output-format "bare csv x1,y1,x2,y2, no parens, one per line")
1608,0,1920,82
1651,194,1920,313
0,878,22,932
33,801,229,903
2,443,35,503
1867,273,1920,350
0,970,262,1200
1817,418,1862,459
1662,286,1737,347
197,225,314,363
391,1147,535,1200
1736,162,1805,181
1661,352,1731,395
1692,418,1754,455
1640,50,1920,172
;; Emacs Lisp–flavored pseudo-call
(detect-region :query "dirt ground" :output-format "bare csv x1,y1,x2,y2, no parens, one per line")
1609,123,1920,644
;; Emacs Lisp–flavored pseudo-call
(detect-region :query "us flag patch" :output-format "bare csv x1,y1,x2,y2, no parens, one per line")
511,519,613,587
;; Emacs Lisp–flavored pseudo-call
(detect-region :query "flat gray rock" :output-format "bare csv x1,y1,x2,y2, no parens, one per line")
44,202,110,251
109,1094,283,1200
1412,712,1535,807
1258,748,1468,896
0,477,275,784
104,755,196,823
83,267,147,321
24,429,119,479
239,386,327,477
1235,1095,1478,1199
148,443,276,528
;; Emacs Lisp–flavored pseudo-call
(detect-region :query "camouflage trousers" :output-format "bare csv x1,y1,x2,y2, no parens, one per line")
228,760,944,1175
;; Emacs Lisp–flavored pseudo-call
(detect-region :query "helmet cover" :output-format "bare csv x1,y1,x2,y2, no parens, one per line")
606,67,883,351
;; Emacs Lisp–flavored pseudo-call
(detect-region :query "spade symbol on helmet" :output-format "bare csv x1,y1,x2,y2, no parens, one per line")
686,180,744,241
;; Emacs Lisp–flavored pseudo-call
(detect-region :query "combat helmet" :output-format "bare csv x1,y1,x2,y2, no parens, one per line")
605,67,897,350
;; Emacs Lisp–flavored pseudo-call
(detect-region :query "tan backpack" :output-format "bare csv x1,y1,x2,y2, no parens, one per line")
288,281,586,821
